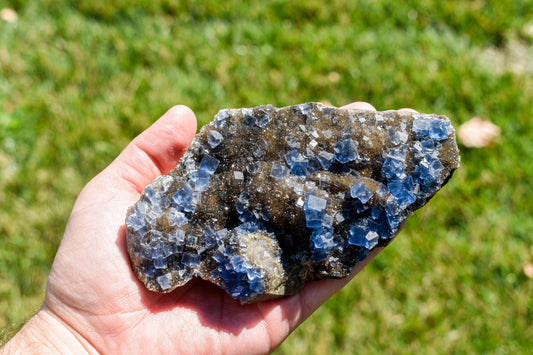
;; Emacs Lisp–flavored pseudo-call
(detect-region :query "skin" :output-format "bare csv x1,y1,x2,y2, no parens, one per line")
2,102,411,354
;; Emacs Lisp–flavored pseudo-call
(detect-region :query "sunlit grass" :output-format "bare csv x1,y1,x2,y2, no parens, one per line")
1,0,532,352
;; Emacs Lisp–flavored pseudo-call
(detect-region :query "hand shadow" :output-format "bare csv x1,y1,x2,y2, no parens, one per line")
116,224,296,336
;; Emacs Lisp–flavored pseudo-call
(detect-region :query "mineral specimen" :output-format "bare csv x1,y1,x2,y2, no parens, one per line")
126,102,460,303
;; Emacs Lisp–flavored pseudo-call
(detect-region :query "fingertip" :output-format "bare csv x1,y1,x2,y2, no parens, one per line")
133,104,198,174
165,104,196,122
398,108,419,113
162,105,198,144
104,105,199,193
341,101,377,111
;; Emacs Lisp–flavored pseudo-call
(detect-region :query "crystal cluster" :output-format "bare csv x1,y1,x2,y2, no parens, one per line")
126,102,460,303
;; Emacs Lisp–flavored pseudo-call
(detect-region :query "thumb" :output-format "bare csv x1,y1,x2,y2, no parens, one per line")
103,105,197,194
72,105,197,214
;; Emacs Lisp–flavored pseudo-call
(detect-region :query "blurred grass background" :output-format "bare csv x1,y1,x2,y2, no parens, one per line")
0,0,532,353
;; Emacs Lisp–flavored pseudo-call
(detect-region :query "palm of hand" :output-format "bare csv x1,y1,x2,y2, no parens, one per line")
42,104,384,354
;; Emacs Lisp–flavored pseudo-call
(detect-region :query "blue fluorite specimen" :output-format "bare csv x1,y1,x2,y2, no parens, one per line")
126,103,460,303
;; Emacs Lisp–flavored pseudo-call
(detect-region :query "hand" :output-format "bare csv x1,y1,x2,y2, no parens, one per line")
2,102,404,354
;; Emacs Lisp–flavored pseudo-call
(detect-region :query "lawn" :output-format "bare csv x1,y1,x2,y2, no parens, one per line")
1,0,532,353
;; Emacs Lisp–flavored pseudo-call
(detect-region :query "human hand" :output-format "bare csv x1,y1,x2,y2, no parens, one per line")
2,102,407,354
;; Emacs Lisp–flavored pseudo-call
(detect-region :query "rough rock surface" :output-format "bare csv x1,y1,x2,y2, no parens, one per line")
126,102,460,303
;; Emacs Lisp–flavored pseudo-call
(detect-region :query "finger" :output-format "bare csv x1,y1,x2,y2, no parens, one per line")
341,102,377,111
103,105,197,193
398,108,419,113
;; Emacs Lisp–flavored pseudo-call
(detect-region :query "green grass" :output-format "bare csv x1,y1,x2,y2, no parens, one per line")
1,0,532,352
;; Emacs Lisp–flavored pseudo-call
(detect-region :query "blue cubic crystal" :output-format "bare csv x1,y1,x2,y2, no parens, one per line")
142,186,158,204
126,212,147,231
340,124,355,139
167,208,184,227
382,157,406,180
255,109,272,127
304,195,328,228
430,158,444,174
238,209,256,223
334,138,358,163
259,207,272,221
190,169,210,179
191,192,202,204
290,154,309,177
148,239,166,259
351,199,369,214
215,228,228,245
246,267,261,281
154,257,167,269
242,113,256,126
207,130,224,148
145,209,160,225
284,149,300,167
322,214,333,228
182,252,201,268
199,155,220,175
414,163,431,183
388,176,415,208
384,195,403,229
305,195,327,211
235,192,250,214
212,110,228,128
172,183,194,205
412,118,432,138
429,120,450,141
307,156,321,174
191,177,209,192
421,139,435,151
376,183,389,197
311,228,334,249
156,273,172,290
304,147,315,158
185,235,198,248
246,162,261,174
180,203,197,214
270,164,290,179
368,212,396,240
203,225,215,238
350,182,374,203
371,206,382,219
173,211,189,227
236,221,261,234
212,249,225,263
310,227,335,262
305,209,326,228
135,200,150,215
348,225,379,249
253,148,266,159
218,254,266,302
168,229,186,245
317,151,334,169
285,135,301,149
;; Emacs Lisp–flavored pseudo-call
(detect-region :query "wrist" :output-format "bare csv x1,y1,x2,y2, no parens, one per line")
1,307,98,354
